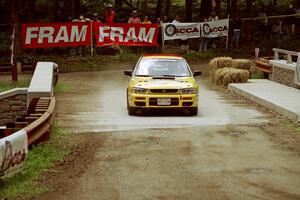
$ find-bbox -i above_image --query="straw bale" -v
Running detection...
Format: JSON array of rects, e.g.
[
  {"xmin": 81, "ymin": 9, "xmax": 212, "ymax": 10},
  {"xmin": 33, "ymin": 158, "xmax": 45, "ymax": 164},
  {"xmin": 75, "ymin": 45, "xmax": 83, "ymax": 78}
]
[
  {"xmin": 232, "ymin": 59, "xmax": 252, "ymax": 70},
  {"xmin": 209, "ymin": 57, "xmax": 233, "ymax": 71},
  {"xmin": 214, "ymin": 67, "xmax": 250, "ymax": 87}
]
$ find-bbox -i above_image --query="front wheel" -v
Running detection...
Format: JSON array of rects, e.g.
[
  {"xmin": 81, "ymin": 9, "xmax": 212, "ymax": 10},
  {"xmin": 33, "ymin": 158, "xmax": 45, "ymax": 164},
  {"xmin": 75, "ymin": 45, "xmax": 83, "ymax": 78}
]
[
  {"xmin": 128, "ymin": 106, "xmax": 136, "ymax": 115},
  {"xmin": 188, "ymin": 107, "xmax": 198, "ymax": 116}
]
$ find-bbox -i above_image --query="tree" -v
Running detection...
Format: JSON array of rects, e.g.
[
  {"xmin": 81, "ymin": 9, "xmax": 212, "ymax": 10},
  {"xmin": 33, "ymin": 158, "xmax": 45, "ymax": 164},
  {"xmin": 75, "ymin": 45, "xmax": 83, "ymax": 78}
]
[
  {"xmin": 115, "ymin": 0, "xmax": 122, "ymax": 9},
  {"xmin": 245, "ymin": 0, "xmax": 253, "ymax": 43},
  {"xmin": 64, "ymin": 0, "xmax": 80, "ymax": 19},
  {"xmin": 142, "ymin": 0, "xmax": 148, "ymax": 13},
  {"xmin": 27, "ymin": 0, "xmax": 35, "ymax": 22},
  {"xmin": 227, "ymin": 0, "xmax": 237, "ymax": 17},
  {"xmin": 156, "ymin": 0, "xmax": 163, "ymax": 18},
  {"xmin": 165, "ymin": 0, "xmax": 171, "ymax": 17},
  {"xmin": 185, "ymin": 0, "xmax": 192, "ymax": 21},
  {"xmin": 215, "ymin": 0, "xmax": 221, "ymax": 17},
  {"xmin": 200, "ymin": 0, "xmax": 212, "ymax": 20},
  {"xmin": 10, "ymin": 0, "xmax": 21, "ymax": 62}
]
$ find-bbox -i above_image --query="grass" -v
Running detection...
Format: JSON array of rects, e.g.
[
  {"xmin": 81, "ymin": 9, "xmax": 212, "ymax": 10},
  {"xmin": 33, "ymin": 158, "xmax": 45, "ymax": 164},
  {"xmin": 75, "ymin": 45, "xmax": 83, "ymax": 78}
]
[
  {"xmin": 21, "ymin": 49, "xmax": 139, "ymax": 73},
  {"xmin": 251, "ymin": 71, "xmax": 264, "ymax": 79},
  {"xmin": 0, "ymin": 125, "xmax": 71, "ymax": 199},
  {"xmin": 0, "ymin": 80, "xmax": 30, "ymax": 93},
  {"xmin": 55, "ymin": 82, "xmax": 75, "ymax": 93},
  {"xmin": 183, "ymin": 50, "xmax": 218, "ymax": 62}
]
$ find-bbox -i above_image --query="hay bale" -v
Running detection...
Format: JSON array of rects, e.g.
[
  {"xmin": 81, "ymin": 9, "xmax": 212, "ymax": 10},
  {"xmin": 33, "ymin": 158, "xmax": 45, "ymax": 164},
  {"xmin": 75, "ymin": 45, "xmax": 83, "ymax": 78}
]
[
  {"xmin": 209, "ymin": 57, "xmax": 233, "ymax": 71},
  {"xmin": 232, "ymin": 59, "xmax": 252, "ymax": 70},
  {"xmin": 213, "ymin": 67, "xmax": 250, "ymax": 87}
]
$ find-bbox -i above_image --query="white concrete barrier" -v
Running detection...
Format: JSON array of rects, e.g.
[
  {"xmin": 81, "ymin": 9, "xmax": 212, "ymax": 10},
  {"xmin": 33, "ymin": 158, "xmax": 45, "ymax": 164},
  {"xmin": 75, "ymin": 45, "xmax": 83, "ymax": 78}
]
[
  {"xmin": 269, "ymin": 60, "xmax": 297, "ymax": 71},
  {"xmin": 269, "ymin": 48, "xmax": 300, "ymax": 87},
  {"xmin": 27, "ymin": 62, "xmax": 58, "ymax": 107}
]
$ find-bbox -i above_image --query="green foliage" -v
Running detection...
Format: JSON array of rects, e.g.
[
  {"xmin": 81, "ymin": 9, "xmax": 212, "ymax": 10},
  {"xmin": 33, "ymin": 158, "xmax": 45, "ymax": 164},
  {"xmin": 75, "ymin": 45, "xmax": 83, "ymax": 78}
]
[
  {"xmin": 183, "ymin": 50, "xmax": 219, "ymax": 62},
  {"xmin": 251, "ymin": 71, "xmax": 264, "ymax": 79},
  {"xmin": 0, "ymin": 81, "xmax": 30, "ymax": 93},
  {"xmin": 0, "ymin": 32, "xmax": 10, "ymax": 51},
  {"xmin": 0, "ymin": 126, "xmax": 70, "ymax": 199}
]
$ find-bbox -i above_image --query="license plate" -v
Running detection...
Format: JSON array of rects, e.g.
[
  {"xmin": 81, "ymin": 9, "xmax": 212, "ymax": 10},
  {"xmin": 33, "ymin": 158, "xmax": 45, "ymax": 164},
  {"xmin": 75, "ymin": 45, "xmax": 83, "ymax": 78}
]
[{"xmin": 157, "ymin": 98, "xmax": 171, "ymax": 105}]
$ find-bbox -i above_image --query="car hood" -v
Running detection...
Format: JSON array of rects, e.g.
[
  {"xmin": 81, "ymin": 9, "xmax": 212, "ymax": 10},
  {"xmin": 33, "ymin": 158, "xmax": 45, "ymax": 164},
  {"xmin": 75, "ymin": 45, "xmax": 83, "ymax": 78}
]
[{"xmin": 130, "ymin": 77, "xmax": 197, "ymax": 89}]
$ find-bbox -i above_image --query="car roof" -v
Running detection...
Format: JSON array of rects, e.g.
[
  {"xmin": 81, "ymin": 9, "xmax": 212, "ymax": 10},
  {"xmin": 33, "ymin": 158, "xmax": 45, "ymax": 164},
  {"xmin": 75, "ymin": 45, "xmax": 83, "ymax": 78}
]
[{"xmin": 141, "ymin": 54, "xmax": 184, "ymax": 60}]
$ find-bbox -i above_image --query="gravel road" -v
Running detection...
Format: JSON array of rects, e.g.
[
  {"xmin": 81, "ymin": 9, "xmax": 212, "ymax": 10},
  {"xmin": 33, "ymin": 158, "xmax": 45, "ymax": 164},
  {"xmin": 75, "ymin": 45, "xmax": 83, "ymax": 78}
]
[{"xmin": 36, "ymin": 68, "xmax": 300, "ymax": 200}]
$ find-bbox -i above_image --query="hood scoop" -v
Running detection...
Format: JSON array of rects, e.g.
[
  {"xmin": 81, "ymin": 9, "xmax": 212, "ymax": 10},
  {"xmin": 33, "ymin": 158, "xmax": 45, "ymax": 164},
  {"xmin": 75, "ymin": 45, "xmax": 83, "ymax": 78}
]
[{"xmin": 152, "ymin": 76, "xmax": 175, "ymax": 80}]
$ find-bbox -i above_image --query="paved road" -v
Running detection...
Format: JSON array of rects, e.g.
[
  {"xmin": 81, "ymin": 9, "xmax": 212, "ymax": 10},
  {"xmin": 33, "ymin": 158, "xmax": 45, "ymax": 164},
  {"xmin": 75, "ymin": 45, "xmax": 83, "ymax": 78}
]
[{"xmin": 49, "ymin": 70, "xmax": 300, "ymax": 200}]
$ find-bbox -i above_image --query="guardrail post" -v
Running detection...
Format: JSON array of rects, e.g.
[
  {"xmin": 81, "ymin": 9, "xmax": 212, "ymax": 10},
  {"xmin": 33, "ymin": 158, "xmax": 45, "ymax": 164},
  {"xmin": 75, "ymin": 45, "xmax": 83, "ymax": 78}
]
[
  {"xmin": 287, "ymin": 54, "xmax": 292, "ymax": 64},
  {"xmin": 17, "ymin": 62, "xmax": 22, "ymax": 74},
  {"xmin": 274, "ymin": 50, "xmax": 279, "ymax": 60}
]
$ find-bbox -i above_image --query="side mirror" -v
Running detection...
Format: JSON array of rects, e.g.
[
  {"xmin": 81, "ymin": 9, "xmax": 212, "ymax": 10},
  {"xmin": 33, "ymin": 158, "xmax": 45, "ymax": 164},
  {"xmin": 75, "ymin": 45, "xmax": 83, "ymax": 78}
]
[
  {"xmin": 124, "ymin": 70, "xmax": 132, "ymax": 76},
  {"xmin": 193, "ymin": 70, "xmax": 202, "ymax": 76}
]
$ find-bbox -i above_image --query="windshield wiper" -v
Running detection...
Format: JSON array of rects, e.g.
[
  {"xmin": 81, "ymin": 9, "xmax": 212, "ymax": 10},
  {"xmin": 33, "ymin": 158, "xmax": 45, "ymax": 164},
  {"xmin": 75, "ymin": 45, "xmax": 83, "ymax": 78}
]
[{"xmin": 135, "ymin": 74, "xmax": 150, "ymax": 77}]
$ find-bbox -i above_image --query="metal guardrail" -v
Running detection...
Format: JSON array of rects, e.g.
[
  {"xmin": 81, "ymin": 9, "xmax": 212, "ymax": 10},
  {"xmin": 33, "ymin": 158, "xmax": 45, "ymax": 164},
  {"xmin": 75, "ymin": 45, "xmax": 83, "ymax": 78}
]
[{"xmin": 25, "ymin": 97, "xmax": 56, "ymax": 146}]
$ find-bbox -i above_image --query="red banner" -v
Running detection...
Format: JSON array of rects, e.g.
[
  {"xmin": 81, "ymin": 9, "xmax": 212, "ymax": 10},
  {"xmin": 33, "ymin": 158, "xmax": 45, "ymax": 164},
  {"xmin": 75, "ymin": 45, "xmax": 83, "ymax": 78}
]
[
  {"xmin": 21, "ymin": 22, "xmax": 92, "ymax": 48},
  {"xmin": 21, "ymin": 23, "xmax": 158, "ymax": 48},
  {"xmin": 94, "ymin": 23, "xmax": 158, "ymax": 46}
]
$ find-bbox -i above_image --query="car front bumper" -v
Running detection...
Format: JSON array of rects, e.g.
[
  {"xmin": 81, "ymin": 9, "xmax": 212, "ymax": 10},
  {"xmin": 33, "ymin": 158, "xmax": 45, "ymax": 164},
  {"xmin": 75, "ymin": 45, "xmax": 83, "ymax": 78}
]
[{"xmin": 128, "ymin": 93, "xmax": 198, "ymax": 108}]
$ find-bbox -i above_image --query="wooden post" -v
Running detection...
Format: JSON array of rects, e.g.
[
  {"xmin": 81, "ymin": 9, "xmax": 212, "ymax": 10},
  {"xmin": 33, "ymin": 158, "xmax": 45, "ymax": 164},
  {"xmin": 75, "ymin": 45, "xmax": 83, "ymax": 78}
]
[
  {"xmin": 12, "ymin": 63, "xmax": 18, "ymax": 82},
  {"xmin": 17, "ymin": 62, "xmax": 22, "ymax": 73},
  {"xmin": 226, "ymin": 15, "xmax": 229, "ymax": 49},
  {"xmin": 90, "ymin": 21, "xmax": 94, "ymax": 56},
  {"xmin": 161, "ymin": 23, "xmax": 165, "ymax": 48}
]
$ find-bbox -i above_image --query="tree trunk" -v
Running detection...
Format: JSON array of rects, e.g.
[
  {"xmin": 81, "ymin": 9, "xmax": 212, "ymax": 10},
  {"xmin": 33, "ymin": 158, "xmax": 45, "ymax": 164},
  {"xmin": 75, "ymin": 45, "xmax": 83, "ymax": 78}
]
[
  {"xmin": 27, "ymin": 0, "xmax": 35, "ymax": 22},
  {"xmin": 215, "ymin": 0, "xmax": 221, "ymax": 17},
  {"xmin": 227, "ymin": 0, "xmax": 230, "ymax": 16},
  {"xmin": 74, "ymin": 0, "xmax": 80, "ymax": 18},
  {"xmin": 64, "ymin": 0, "xmax": 75, "ymax": 19},
  {"xmin": 271, "ymin": 0, "xmax": 277, "ymax": 13},
  {"xmin": 185, "ymin": 0, "xmax": 192, "ymax": 21},
  {"xmin": 165, "ymin": 0, "xmax": 171, "ymax": 16},
  {"xmin": 115, "ymin": 0, "xmax": 122, "ymax": 9},
  {"xmin": 142, "ymin": 0, "xmax": 148, "ymax": 13},
  {"xmin": 245, "ymin": 0, "xmax": 253, "ymax": 43},
  {"xmin": 230, "ymin": 0, "xmax": 237, "ymax": 17},
  {"xmin": 227, "ymin": 0, "xmax": 237, "ymax": 17},
  {"xmin": 11, "ymin": 0, "xmax": 21, "ymax": 62},
  {"xmin": 11, "ymin": 0, "xmax": 19, "ymax": 23},
  {"xmin": 156, "ymin": 0, "xmax": 163, "ymax": 18},
  {"xmin": 200, "ymin": 0, "xmax": 212, "ymax": 20}
]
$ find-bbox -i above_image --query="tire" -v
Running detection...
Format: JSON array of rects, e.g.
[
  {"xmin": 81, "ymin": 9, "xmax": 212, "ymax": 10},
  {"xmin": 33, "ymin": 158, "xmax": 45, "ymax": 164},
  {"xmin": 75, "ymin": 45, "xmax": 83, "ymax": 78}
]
[
  {"xmin": 188, "ymin": 107, "xmax": 198, "ymax": 116},
  {"xmin": 128, "ymin": 106, "xmax": 136, "ymax": 115}
]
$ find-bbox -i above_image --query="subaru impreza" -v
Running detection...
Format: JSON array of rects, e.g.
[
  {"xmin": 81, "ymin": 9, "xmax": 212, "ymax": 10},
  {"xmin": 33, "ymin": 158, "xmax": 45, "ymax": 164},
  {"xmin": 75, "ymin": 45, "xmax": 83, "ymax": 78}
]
[{"xmin": 124, "ymin": 55, "xmax": 201, "ymax": 115}]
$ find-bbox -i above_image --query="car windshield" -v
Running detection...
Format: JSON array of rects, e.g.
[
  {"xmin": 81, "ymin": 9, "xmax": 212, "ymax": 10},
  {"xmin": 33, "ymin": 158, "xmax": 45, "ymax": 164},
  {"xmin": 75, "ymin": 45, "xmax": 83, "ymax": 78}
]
[{"xmin": 134, "ymin": 59, "xmax": 191, "ymax": 77}]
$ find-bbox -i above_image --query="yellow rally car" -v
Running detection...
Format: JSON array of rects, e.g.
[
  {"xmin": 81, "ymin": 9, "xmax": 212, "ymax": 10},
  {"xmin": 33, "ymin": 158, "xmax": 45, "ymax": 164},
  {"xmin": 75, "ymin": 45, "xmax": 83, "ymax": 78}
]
[{"xmin": 124, "ymin": 54, "xmax": 201, "ymax": 115}]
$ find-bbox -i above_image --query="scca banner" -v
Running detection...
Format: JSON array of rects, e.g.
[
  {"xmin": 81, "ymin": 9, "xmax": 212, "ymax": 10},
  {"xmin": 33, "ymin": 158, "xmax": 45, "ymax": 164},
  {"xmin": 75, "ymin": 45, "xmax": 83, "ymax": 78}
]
[
  {"xmin": 201, "ymin": 19, "xmax": 229, "ymax": 38},
  {"xmin": 0, "ymin": 129, "xmax": 28, "ymax": 178},
  {"xmin": 163, "ymin": 23, "xmax": 201, "ymax": 40},
  {"xmin": 94, "ymin": 23, "xmax": 158, "ymax": 46},
  {"xmin": 22, "ymin": 22, "xmax": 91, "ymax": 48}
]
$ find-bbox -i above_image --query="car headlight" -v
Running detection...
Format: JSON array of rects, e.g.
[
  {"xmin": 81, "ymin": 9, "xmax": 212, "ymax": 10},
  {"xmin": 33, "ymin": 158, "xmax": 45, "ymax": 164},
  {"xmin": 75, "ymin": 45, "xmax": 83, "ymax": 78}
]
[
  {"xmin": 180, "ymin": 88, "xmax": 197, "ymax": 94},
  {"xmin": 131, "ymin": 87, "xmax": 148, "ymax": 94}
]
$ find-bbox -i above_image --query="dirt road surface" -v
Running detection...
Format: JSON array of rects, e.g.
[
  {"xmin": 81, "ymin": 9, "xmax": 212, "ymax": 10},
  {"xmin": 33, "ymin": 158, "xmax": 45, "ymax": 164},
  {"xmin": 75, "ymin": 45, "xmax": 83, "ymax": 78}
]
[{"xmin": 36, "ymin": 67, "xmax": 300, "ymax": 200}]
